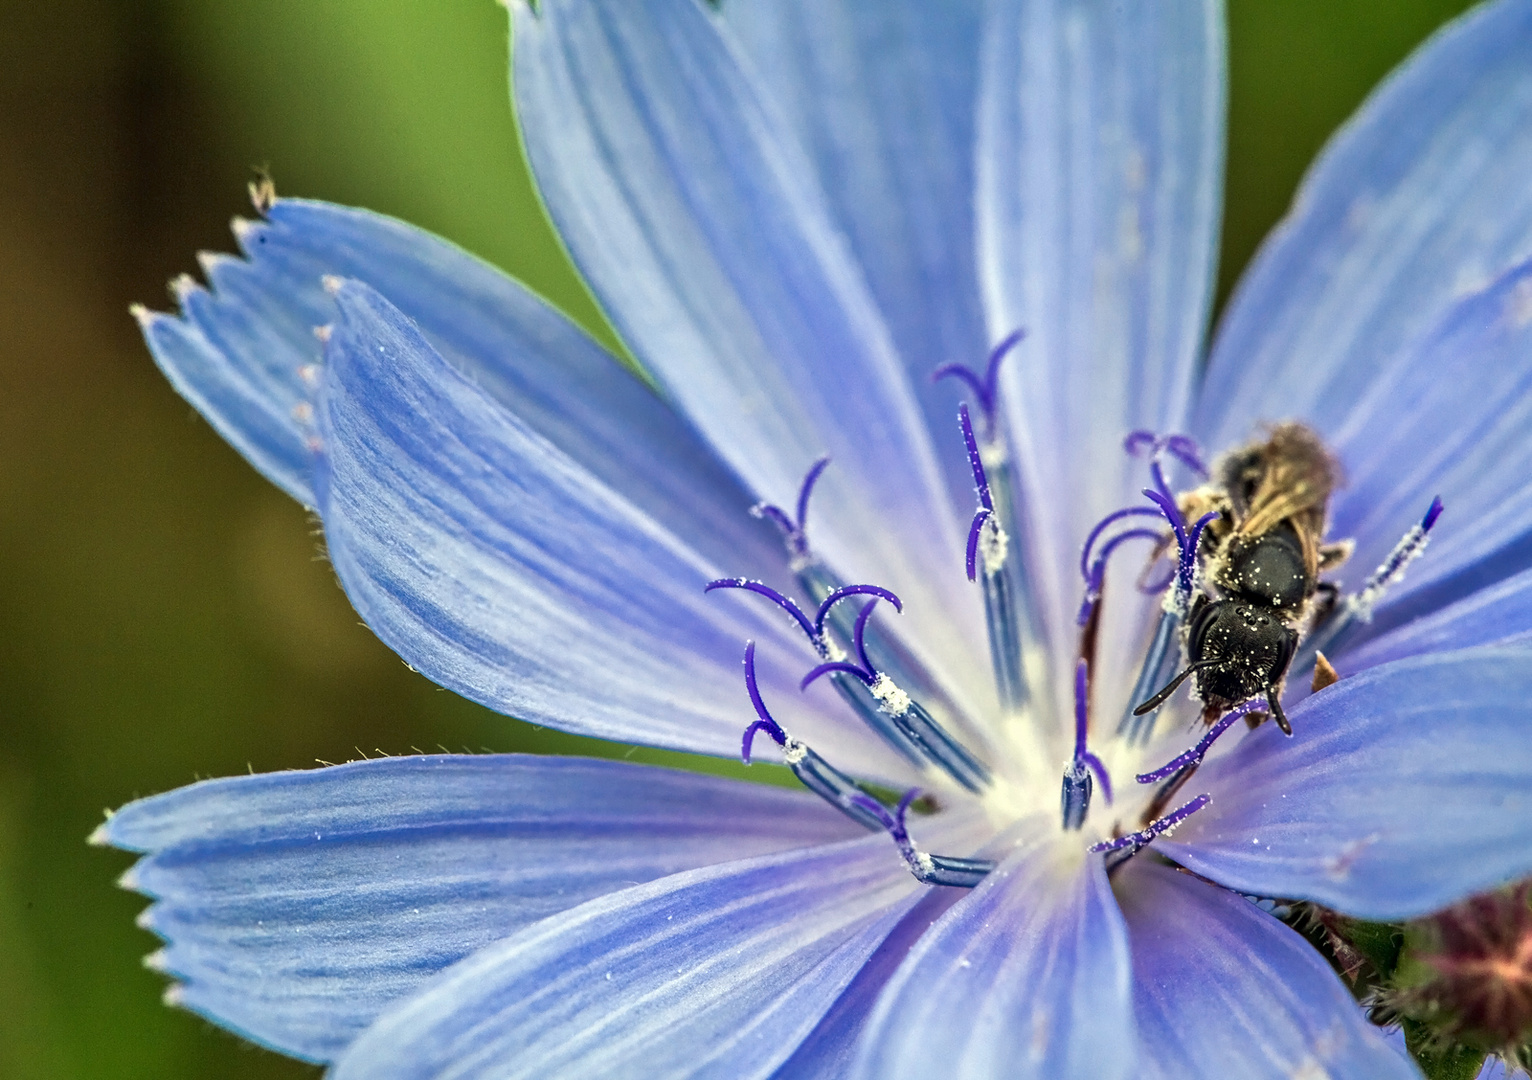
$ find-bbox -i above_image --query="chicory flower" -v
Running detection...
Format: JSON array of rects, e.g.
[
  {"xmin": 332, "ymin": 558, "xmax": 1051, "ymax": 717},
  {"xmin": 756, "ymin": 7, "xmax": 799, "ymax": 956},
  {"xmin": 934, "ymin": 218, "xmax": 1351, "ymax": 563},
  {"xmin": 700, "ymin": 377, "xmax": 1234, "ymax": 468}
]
[{"xmin": 100, "ymin": 0, "xmax": 1532, "ymax": 1076}]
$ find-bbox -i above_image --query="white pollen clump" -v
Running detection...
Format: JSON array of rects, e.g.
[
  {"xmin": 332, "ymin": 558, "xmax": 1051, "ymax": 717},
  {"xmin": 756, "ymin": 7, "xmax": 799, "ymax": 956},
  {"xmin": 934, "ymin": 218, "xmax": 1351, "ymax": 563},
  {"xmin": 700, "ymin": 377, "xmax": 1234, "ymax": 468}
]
[
  {"xmin": 823, "ymin": 637, "xmax": 847, "ymax": 663},
  {"xmin": 980, "ymin": 519, "xmax": 1009, "ymax": 573},
  {"xmin": 782, "ymin": 739, "xmax": 808, "ymax": 765},
  {"xmin": 913, "ymin": 850, "xmax": 935, "ymax": 876},
  {"xmin": 869, "ymin": 673, "xmax": 911, "ymax": 718}
]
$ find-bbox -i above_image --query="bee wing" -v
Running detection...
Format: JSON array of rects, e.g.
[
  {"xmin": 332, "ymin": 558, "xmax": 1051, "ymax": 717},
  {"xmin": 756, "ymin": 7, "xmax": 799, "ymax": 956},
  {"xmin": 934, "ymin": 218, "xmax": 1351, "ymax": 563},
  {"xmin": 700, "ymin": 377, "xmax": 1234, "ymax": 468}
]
[
  {"xmin": 1235, "ymin": 484, "xmax": 1326, "ymax": 540},
  {"xmin": 1235, "ymin": 459, "xmax": 1333, "ymax": 580},
  {"xmin": 1233, "ymin": 423, "xmax": 1338, "ymax": 539}
]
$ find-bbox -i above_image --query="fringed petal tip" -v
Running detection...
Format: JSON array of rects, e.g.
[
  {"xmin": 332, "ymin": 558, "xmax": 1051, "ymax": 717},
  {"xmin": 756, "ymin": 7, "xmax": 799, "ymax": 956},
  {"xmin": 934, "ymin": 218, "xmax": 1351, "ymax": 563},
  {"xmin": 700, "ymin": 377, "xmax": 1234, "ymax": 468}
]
[{"xmin": 96, "ymin": 754, "xmax": 865, "ymax": 1064}]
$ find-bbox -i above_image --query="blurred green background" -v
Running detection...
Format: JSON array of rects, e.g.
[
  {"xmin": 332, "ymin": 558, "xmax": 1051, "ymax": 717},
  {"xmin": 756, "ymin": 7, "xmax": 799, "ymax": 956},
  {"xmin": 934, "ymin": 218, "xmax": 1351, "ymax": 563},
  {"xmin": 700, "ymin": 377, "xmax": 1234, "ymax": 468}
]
[{"xmin": 0, "ymin": 1, "xmax": 1478, "ymax": 1076}]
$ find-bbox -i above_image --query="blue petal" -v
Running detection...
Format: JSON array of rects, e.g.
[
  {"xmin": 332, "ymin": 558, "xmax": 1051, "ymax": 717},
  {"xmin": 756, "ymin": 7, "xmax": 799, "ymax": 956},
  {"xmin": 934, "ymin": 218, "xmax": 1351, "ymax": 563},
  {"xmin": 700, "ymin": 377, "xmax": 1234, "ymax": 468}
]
[
  {"xmin": 1322, "ymin": 260, "xmax": 1532, "ymax": 633},
  {"xmin": 98, "ymin": 755, "xmax": 858, "ymax": 1063},
  {"xmin": 269, "ymin": 201, "xmax": 786, "ymax": 579},
  {"xmin": 977, "ymin": 0, "xmax": 1226, "ymax": 698},
  {"xmin": 720, "ymin": 0, "xmax": 989, "ymax": 507},
  {"xmin": 141, "ymin": 199, "xmax": 787, "ymax": 582},
  {"xmin": 1196, "ymin": 0, "xmax": 1532, "ymax": 453},
  {"xmin": 849, "ymin": 821, "xmax": 1135, "ymax": 1080},
  {"xmin": 1160, "ymin": 643, "xmax": 1532, "ymax": 920},
  {"xmin": 1118, "ymin": 860, "xmax": 1416, "ymax": 1080},
  {"xmin": 313, "ymin": 280, "xmax": 909, "ymax": 768},
  {"xmin": 136, "ymin": 288, "xmax": 314, "ymax": 505},
  {"xmin": 1339, "ymin": 566, "xmax": 1532, "ymax": 673},
  {"xmin": 329, "ymin": 834, "xmax": 923, "ymax": 1080},
  {"xmin": 768, "ymin": 888, "xmax": 970, "ymax": 1079},
  {"xmin": 512, "ymin": 0, "xmax": 990, "ymax": 704}
]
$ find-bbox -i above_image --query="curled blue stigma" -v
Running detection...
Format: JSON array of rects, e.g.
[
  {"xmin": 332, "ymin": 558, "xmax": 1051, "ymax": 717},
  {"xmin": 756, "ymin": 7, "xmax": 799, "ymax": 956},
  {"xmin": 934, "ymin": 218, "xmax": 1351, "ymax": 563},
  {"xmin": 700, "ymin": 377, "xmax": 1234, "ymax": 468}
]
[
  {"xmin": 737, "ymin": 640, "xmax": 887, "ymax": 832},
  {"xmin": 933, "ymin": 328, "xmax": 1024, "ymax": 438},
  {"xmin": 850, "ymin": 788, "xmax": 995, "ymax": 888},
  {"xmin": 751, "ymin": 456, "xmax": 830, "ymax": 567},
  {"xmin": 955, "ymin": 402, "xmax": 1028, "ymax": 712},
  {"xmin": 1126, "ymin": 429, "xmax": 1208, "ymax": 506},
  {"xmin": 1135, "ymin": 699, "xmax": 1265, "ymax": 785},
  {"xmin": 1061, "ymin": 659, "xmax": 1112, "ymax": 830},
  {"xmin": 1090, "ymin": 793, "xmax": 1212, "ymax": 872},
  {"xmin": 740, "ymin": 643, "xmax": 992, "ymax": 888},
  {"xmin": 705, "ymin": 578, "xmax": 901, "ymax": 659},
  {"xmin": 801, "ymin": 598, "xmax": 992, "ymax": 794}
]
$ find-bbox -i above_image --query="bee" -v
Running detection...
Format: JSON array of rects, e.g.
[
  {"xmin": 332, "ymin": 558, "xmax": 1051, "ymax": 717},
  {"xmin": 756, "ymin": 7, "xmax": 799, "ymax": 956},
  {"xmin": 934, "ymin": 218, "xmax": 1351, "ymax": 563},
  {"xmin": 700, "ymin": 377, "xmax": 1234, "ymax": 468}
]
[{"xmin": 1134, "ymin": 422, "xmax": 1352, "ymax": 734}]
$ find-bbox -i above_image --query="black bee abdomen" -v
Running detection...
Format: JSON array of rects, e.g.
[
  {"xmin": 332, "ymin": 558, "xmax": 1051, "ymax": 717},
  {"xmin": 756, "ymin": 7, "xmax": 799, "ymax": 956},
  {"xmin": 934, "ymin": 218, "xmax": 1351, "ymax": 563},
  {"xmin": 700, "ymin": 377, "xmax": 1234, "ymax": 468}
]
[{"xmin": 1221, "ymin": 522, "xmax": 1310, "ymax": 612}]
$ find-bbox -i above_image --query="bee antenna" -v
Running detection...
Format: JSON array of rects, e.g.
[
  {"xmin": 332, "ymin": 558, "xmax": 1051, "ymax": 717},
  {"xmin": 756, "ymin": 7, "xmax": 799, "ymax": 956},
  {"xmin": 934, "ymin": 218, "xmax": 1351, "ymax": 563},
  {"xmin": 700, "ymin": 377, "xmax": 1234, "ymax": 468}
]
[{"xmin": 1132, "ymin": 661, "xmax": 1215, "ymax": 716}]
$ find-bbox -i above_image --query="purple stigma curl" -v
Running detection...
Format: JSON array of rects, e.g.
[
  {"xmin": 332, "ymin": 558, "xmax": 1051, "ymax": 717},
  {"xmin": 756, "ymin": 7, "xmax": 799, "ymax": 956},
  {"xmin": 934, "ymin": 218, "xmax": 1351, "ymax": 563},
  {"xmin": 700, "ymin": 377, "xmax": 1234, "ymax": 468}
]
[
  {"xmin": 1089, "ymin": 793, "xmax": 1212, "ymax": 856},
  {"xmin": 1072, "ymin": 659, "xmax": 1112, "ymax": 804},
  {"xmin": 849, "ymin": 787, "xmax": 922, "ymax": 852},
  {"xmin": 1161, "ymin": 434, "xmax": 1208, "ymax": 476},
  {"xmin": 735, "ymin": 642, "xmax": 904, "ymax": 832},
  {"xmin": 1135, "ymin": 699, "xmax": 1264, "ymax": 784},
  {"xmin": 934, "ymin": 329, "xmax": 1024, "ymax": 436},
  {"xmin": 1079, "ymin": 506, "xmax": 1164, "ymax": 581},
  {"xmin": 958, "ymin": 403, "xmax": 1003, "ymax": 582},
  {"xmin": 814, "ymin": 584, "xmax": 902, "ymax": 639},
  {"xmin": 1126, "ymin": 430, "xmax": 1208, "ymax": 504},
  {"xmin": 1142, "ymin": 488, "xmax": 1217, "ymax": 601},
  {"xmin": 966, "ymin": 508, "xmax": 993, "ymax": 583},
  {"xmin": 1422, "ymin": 494, "xmax": 1445, "ymax": 532},
  {"xmin": 705, "ymin": 579, "xmax": 817, "ymax": 643},
  {"xmin": 851, "ymin": 788, "xmax": 996, "ymax": 888},
  {"xmin": 751, "ymin": 456, "xmax": 831, "ymax": 563},
  {"xmin": 959, "ymin": 404, "xmax": 994, "ymax": 511},
  {"xmin": 1076, "ymin": 527, "xmax": 1164, "ymax": 626},
  {"xmin": 705, "ymin": 579, "xmax": 901, "ymax": 660},
  {"xmin": 740, "ymin": 641, "xmax": 788, "ymax": 763},
  {"xmin": 1141, "ymin": 487, "xmax": 1188, "ymax": 552},
  {"xmin": 801, "ymin": 597, "xmax": 886, "ymax": 689}
]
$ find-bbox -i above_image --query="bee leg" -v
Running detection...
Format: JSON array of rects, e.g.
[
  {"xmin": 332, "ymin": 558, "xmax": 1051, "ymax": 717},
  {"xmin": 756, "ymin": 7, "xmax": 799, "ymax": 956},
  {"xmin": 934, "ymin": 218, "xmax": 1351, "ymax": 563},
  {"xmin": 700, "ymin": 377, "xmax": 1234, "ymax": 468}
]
[
  {"xmin": 1266, "ymin": 685, "xmax": 1293, "ymax": 736},
  {"xmin": 1317, "ymin": 538, "xmax": 1354, "ymax": 572},
  {"xmin": 1266, "ymin": 626, "xmax": 1299, "ymax": 737},
  {"xmin": 1308, "ymin": 580, "xmax": 1341, "ymax": 629}
]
